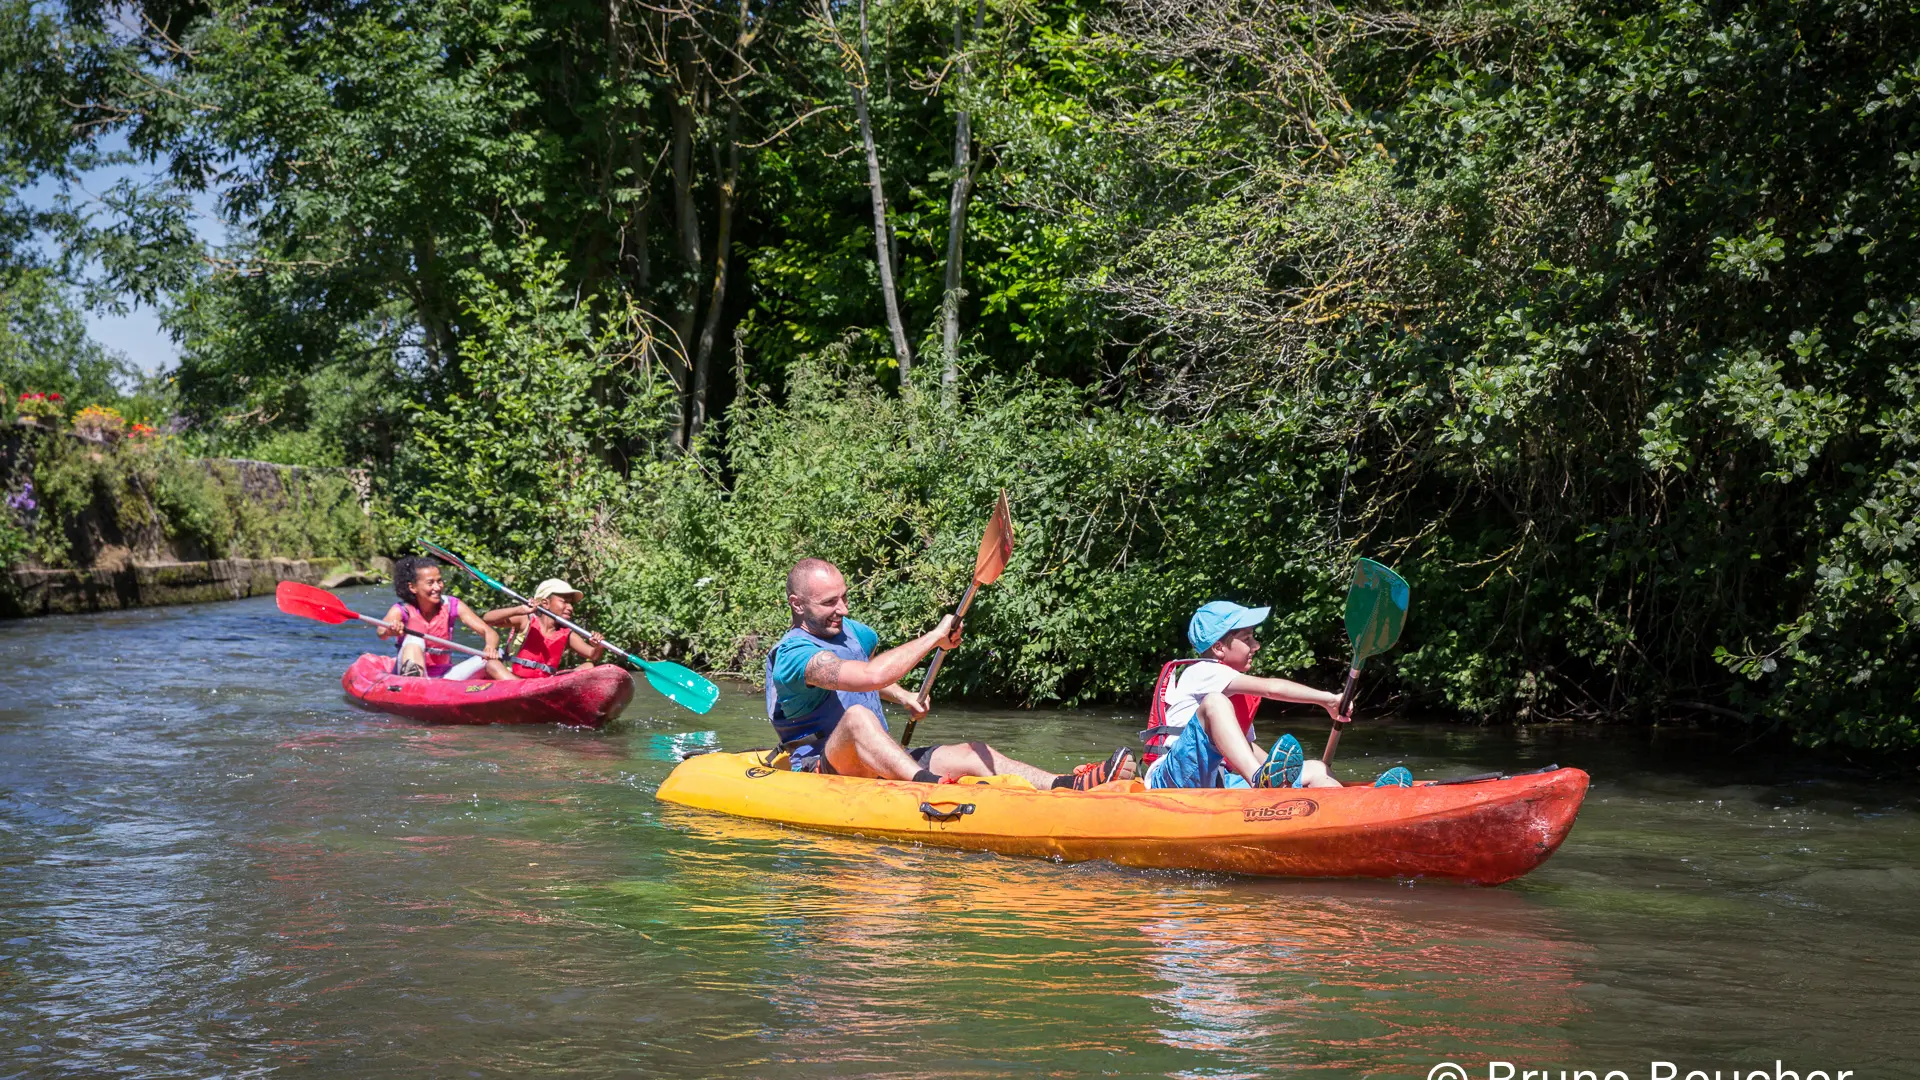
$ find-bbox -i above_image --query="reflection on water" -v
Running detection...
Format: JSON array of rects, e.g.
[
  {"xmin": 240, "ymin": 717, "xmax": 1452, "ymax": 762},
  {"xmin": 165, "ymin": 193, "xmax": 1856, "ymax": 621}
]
[
  {"xmin": 607, "ymin": 811, "xmax": 1585, "ymax": 1077},
  {"xmin": 1, "ymin": 588, "xmax": 1917, "ymax": 1077}
]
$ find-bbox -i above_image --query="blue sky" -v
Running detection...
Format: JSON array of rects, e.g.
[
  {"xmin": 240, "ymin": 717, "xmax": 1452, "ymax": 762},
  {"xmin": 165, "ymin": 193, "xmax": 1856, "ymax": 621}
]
[{"xmin": 21, "ymin": 132, "xmax": 228, "ymax": 374}]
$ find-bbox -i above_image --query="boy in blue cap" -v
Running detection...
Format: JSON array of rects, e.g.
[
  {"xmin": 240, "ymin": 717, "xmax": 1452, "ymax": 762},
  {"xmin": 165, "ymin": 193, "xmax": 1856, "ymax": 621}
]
[{"xmin": 1143, "ymin": 600, "xmax": 1412, "ymax": 790}]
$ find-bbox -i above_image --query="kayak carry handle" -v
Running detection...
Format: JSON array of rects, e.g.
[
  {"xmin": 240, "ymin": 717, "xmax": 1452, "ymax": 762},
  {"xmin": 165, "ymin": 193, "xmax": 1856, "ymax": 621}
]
[{"xmin": 919, "ymin": 801, "xmax": 976, "ymax": 822}]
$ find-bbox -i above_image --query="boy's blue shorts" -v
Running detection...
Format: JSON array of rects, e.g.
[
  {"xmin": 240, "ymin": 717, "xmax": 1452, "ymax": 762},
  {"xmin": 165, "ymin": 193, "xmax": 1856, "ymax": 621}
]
[{"xmin": 1145, "ymin": 715, "xmax": 1252, "ymax": 789}]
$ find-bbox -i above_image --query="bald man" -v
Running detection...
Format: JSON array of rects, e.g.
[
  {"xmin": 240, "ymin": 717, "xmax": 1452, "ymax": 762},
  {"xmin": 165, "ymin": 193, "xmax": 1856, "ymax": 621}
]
[{"xmin": 765, "ymin": 558, "xmax": 1134, "ymax": 789}]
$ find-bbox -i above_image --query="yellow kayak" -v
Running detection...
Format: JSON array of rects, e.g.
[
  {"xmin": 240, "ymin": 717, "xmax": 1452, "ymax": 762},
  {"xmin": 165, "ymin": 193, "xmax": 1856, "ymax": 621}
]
[{"xmin": 655, "ymin": 751, "xmax": 1589, "ymax": 885}]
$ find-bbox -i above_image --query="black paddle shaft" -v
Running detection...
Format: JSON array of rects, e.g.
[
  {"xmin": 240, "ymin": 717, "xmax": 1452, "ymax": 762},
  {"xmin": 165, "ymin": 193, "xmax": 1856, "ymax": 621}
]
[{"xmin": 1323, "ymin": 666, "xmax": 1361, "ymax": 763}]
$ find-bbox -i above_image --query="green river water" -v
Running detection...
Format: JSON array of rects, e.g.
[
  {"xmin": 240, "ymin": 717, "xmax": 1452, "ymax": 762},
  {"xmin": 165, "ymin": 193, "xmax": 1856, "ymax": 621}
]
[{"xmin": 2, "ymin": 588, "xmax": 1917, "ymax": 1078}]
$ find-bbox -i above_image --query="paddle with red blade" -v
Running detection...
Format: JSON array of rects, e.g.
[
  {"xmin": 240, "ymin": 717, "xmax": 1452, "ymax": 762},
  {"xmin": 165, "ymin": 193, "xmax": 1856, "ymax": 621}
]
[
  {"xmin": 274, "ymin": 580, "xmax": 544, "ymax": 672},
  {"xmin": 901, "ymin": 490, "xmax": 1015, "ymax": 746}
]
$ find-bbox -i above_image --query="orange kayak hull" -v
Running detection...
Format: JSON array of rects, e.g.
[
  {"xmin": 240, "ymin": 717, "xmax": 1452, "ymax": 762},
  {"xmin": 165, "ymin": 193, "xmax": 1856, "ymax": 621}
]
[
  {"xmin": 655, "ymin": 752, "xmax": 1588, "ymax": 885},
  {"xmin": 340, "ymin": 653, "xmax": 633, "ymax": 728}
]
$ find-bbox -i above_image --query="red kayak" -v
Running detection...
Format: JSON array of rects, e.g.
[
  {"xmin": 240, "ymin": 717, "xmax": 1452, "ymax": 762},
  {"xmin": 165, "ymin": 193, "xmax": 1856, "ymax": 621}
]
[{"xmin": 340, "ymin": 654, "xmax": 634, "ymax": 728}]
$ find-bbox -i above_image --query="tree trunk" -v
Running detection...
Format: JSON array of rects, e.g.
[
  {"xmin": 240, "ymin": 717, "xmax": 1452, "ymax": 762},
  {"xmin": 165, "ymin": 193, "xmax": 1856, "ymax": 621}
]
[
  {"xmin": 688, "ymin": 1, "xmax": 757, "ymax": 444},
  {"xmin": 666, "ymin": 22, "xmax": 703, "ymax": 448},
  {"xmin": 939, "ymin": 0, "xmax": 984, "ymax": 398},
  {"xmin": 830, "ymin": 0, "xmax": 914, "ymax": 378}
]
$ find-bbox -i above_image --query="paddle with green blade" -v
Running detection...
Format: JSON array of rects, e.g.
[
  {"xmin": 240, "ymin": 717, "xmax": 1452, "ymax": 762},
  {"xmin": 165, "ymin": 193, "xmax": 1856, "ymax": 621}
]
[
  {"xmin": 1322, "ymin": 557, "xmax": 1410, "ymax": 764},
  {"xmin": 415, "ymin": 539, "xmax": 720, "ymax": 715}
]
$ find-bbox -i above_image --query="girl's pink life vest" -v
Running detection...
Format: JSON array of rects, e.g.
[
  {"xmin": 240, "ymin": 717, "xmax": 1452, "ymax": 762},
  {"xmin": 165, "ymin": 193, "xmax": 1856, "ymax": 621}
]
[
  {"xmin": 512, "ymin": 616, "xmax": 571, "ymax": 679},
  {"xmin": 1140, "ymin": 659, "xmax": 1262, "ymax": 768},
  {"xmin": 389, "ymin": 596, "xmax": 461, "ymax": 676}
]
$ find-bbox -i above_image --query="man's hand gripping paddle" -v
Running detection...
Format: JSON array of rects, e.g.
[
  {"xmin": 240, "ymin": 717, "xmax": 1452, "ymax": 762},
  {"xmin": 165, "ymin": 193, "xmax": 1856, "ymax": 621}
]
[
  {"xmin": 1322, "ymin": 558, "xmax": 1410, "ymax": 764},
  {"xmin": 416, "ymin": 539, "xmax": 720, "ymax": 715},
  {"xmin": 901, "ymin": 491, "xmax": 1014, "ymax": 747},
  {"xmin": 275, "ymin": 580, "xmax": 543, "ymax": 671}
]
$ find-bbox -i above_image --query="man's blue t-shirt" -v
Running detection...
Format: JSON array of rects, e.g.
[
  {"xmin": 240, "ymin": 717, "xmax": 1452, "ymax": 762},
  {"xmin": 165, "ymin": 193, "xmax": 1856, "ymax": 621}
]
[{"xmin": 766, "ymin": 618, "xmax": 881, "ymax": 725}]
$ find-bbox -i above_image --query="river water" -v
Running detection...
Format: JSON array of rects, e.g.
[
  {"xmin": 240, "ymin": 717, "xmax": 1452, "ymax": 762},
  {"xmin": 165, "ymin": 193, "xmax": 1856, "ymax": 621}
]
[{"xmin": 2, "ymin": 589, "xmax": 1916, "ymax": 1079}]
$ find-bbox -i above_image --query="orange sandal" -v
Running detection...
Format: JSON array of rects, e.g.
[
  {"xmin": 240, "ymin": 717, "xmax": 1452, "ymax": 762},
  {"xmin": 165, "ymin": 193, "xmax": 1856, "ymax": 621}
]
[{"xmin": 1064, "ymin": 747, "xmax": 1136, "ymax": 790}]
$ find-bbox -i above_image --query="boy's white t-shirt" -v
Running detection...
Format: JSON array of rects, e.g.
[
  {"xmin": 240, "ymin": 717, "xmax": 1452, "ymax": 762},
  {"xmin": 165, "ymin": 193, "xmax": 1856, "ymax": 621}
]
[{"xmin": 1159, "ymin": 660, "xmax": 1242, "ymax": 737}]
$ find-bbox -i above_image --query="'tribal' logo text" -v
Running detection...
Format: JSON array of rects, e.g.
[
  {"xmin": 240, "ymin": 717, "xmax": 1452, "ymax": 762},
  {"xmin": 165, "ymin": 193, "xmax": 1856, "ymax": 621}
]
[
  {"xmin": 1427, "ymin": 1063, "xmax": 1858, "ymax": 1080},
  {"xmin": 1242, "ymin": 799, "xmax": 1317, "ymax": 822}
]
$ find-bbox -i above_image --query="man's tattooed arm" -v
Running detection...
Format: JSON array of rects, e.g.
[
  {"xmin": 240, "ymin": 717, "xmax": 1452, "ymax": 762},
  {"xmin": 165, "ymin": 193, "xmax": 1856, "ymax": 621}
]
[{"xmin": 805, "ymin": 650, "xmax": 846, "ymax": 689}]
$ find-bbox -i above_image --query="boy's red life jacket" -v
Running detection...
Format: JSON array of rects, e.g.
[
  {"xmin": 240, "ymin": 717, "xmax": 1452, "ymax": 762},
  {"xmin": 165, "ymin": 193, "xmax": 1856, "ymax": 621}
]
[
  {"xmin": 390, "ymin": 596, "xmax": 461, "ymax": 674},
  {"xmin": 512, "ymin": 616, "xmax": 570, "ymax": 679},
  {"xmin": 1140, "ymin": 659, "xmax": 1262, "ymax": 768}
]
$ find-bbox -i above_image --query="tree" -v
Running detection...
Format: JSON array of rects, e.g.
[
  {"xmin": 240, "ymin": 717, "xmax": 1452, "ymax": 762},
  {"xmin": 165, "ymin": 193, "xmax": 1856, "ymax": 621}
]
[
  {"xmin": 818, "ymin": 0, "xmax": 914, "ymax": 377},
  {"xmin": 938, "ymin": 0, "xmax": 984, "ymax": 395}
]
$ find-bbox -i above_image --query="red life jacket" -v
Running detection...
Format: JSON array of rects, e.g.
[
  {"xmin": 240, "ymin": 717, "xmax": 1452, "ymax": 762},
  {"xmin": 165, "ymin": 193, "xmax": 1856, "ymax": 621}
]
[
  {"xmin": 391, "ymin": 596, "xmax": 461, "ymax": 675},
  {"xmin": 513, "ymin": 616, "xmax": 570, "ymax": 680},
  {"xmin": 1140, "ymin": 659, "xmax": 1261, "ymax": 768}
]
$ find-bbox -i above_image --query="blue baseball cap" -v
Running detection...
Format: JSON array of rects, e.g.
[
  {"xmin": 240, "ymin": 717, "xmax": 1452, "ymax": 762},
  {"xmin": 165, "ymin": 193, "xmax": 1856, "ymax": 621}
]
[{"xmin": 1188, "ymin": 600, "xmax": 1270, "ymax": 653}]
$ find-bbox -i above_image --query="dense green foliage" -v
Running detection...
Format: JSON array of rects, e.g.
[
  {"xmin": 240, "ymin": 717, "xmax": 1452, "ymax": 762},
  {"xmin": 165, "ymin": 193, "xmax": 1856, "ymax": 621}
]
[
  {"xmin": 6, "ymin": 0, "xmax": 1920, "ymax": 746},
  {"xmin": 597, "ymin": 360, "xmax": 1345, "ymax": 700}
]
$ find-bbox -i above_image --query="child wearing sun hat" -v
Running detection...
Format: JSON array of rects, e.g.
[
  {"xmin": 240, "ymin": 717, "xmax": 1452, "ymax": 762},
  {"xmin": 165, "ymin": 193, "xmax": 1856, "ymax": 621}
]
[
  {"xmin": 479, "ymin": 579, "xmax": 607, "ymax": 680},
  {"xmin": 1143, "ymin": 600, "xmax": 1412, "ymax": 789}
]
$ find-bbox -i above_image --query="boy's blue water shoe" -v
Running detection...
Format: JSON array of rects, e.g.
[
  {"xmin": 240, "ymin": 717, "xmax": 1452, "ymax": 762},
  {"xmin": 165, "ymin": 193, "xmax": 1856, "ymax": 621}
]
[
  {"xmin": 1255, "ymin": 733, "xmax": 1304, "ymax": 789},
  {"xmin": 1373, "ymin": 766, "xmax": 1413, "ymax": 788}
]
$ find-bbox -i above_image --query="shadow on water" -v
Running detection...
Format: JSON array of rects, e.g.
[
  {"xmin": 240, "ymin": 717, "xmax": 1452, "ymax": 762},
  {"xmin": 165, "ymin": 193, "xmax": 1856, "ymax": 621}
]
[{"xmin": 1, "ymin": 588, "xmax": 1917, "ymax": 1077}]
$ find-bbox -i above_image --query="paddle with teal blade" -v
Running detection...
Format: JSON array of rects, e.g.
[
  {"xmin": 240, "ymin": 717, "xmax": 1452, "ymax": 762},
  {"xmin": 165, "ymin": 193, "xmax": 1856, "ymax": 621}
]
[
  {"xmin": 416, "ymin": 539, "xmax": 720, "ymax": 715},
  {"xmin": 1322, "ymin": 557, "xmax": 1410, "ymax": 764}
]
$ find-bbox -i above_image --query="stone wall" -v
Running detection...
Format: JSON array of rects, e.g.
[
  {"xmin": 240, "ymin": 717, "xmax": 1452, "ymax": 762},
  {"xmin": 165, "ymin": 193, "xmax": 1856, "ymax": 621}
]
[
  {"xmin": 2, "ymin": 428, "xmax": 384, "ymax": 618},
  {"xmin": 8, "ymin": 557, "xmax": 387, "ymax": 617}
]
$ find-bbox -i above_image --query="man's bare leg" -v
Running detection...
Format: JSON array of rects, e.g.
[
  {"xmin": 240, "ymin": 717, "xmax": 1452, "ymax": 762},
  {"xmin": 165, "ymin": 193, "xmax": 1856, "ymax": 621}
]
[
  {"xmin": 823, "ymin": 705, "xmax": 927, "ymax": 780},
  {"xmin": 822, "ymin": 706, "xmax": 1136, "ymax": 787},
  {"xmin": 923, "ymin": 741, "xmax": 1059, "ymax": 787},
  {"xmin": 923, "ymin": 741, "xmax": 1137, "ymax": 787}
]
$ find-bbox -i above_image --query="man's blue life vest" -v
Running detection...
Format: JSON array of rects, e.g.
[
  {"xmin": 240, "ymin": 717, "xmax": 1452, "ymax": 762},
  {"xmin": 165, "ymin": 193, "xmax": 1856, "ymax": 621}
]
[{"xmin": 763, "ymin": 621, "xmax": 887, "ymax": 760}]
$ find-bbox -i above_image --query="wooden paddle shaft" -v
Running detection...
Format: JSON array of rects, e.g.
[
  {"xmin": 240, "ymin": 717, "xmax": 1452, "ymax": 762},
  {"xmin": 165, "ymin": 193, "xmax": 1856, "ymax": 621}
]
[
  {"xmin": 916, "ymin": 582, "xmax": 979, "ymax": 701},
  {"xmin": 900, "ymin": 581, "xmax": 980, "ymax": 745}
]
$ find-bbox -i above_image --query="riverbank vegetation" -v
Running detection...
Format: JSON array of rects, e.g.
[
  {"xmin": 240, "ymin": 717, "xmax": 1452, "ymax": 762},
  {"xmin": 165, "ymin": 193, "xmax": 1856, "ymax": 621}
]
[
  {"xmin": 2, "ymin": 429, "xmax": 379, "ymax": 572},
  {"xmin": 4, "ymin": 0, "xmax": 1917, "ymax": 747}
]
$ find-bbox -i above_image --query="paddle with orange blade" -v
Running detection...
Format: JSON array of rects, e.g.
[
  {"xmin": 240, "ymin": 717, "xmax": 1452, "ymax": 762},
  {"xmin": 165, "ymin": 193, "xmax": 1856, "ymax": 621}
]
[
  {"xmin": 901, "ymin": 490, "xmax": 1015, "ymax": 746},
  {"xmin": 274, "ymin": 580, "xmax": 541, "ymax": 672}
]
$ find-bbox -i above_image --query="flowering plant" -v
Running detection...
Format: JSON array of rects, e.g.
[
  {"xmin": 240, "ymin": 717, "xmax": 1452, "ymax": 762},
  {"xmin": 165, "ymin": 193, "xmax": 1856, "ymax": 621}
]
[
  {"xmin": 15, "ymin": 391, "xmax": 65, "ymax": 421},
  {"xmin": 71, "ymin": 403, "xmax": 126, "ymax": 439},
  {"xmin": 128, "ymin": 422, "xmax": 158, "ymax": 438}
]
